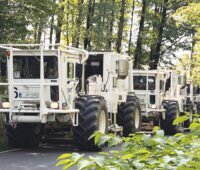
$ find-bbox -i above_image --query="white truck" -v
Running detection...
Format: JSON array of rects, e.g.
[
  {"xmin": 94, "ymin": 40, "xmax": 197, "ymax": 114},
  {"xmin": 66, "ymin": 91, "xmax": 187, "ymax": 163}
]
[
  {"xmin": 0, "ymin": 44, "xmax": 141, "ymax": 150},
  {"xmin": 131, "ymin": 69, "xmax": 194, "ymax": 134}
]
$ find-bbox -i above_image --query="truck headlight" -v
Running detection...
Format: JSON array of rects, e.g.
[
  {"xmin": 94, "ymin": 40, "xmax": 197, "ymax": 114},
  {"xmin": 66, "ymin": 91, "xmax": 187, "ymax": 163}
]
[
  {"xmin": 50, "ymin": 102, "xmax": 59, "ymax": 109},
  {"xmin": 149, "ymin": 104, "xmax": 157, "ymax": 109},
  {"xmin": 2, "ymin": 102, "xmax": 10, "ymax": 109},
  {"xmin": 151, "ymin": 104, "xmax": 157, "ymax": 109}
]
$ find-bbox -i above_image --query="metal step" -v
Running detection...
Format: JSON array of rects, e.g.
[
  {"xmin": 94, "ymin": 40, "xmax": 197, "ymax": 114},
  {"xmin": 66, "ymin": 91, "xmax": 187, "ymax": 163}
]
[{"xmin": 109, "ymin": 124, "xmax": 123, "ymax": 136}]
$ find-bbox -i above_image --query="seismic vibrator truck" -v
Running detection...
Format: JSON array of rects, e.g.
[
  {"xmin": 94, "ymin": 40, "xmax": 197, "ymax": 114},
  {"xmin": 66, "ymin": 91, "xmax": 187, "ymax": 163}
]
[
  {"xmin": 0, "ymin": 44, "xmax": 141, "ymax": 150},
  {"xmin": 131, "ymin": 69, "xmax": 195, "ymax": 134}
]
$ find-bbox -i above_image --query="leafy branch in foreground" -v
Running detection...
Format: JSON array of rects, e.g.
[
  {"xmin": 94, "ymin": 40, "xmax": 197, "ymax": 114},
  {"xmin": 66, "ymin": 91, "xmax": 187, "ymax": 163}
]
[{"xmin": 56, "ymin": 117, "xmax": 200, "ymax": 170}]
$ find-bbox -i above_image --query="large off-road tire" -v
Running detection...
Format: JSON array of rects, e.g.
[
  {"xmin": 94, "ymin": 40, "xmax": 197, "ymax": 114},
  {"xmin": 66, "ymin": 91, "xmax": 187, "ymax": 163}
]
[
  {"xmin": 6, "ymin": 123, "xmax": 41, "ymax": 148},
  {"xmin": 161, "ymin": 101, "xmax": 179, "ymax": 135},
  {"xmin": 117, "ymin": 95, "xmax": 141, "ymax": 137},
  {"xmin": 184, "ymin": 98, "xmax": 193, "ymax": 128},
  {"xmin": 196, "ymin": 102, "xmax": 200, "ymax": 114},
  {"xmin": 73, "ymin": 96, "xmax": 108, "ymax": 151}
]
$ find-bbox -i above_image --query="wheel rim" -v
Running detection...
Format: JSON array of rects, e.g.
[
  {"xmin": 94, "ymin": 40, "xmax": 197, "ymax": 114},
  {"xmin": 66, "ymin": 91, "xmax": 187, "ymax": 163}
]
[
  {"xmin": 176, "ymin": 109, "xmax": 181, "ymax": 130},
  {"xmin": 134, "ymin": 108, "xmax": 140, "ymax": 129},
  {"xmin": 98, "ymin": 110, "xmax": 106, "ymax": 133}
]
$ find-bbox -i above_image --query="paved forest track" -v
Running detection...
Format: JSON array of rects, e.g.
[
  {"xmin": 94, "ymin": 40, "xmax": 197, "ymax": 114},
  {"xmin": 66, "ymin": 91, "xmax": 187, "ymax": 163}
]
[{"xmin": 0, "ymin": 141, "xmax": 121, "ymax": 170}]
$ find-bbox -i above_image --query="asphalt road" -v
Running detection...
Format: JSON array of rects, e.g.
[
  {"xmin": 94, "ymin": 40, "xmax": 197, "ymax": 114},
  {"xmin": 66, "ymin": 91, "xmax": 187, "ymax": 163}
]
[{"xmin": 0, "ymin": 142, "xmax": 120, "ymax": 170}]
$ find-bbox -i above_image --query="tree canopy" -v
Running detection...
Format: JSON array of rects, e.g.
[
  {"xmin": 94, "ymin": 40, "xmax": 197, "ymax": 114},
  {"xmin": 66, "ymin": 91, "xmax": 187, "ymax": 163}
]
[
  {"xmin": 0, "ymin": 0, "xmax": 200, "ymax": 69},
  {"xmin": 174, "ymin": 1, "xmax": 200, "ymax": 84}
]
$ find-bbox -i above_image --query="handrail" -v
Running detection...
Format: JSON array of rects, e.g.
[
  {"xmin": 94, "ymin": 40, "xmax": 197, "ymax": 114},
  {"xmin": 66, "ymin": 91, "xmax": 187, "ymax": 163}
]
[{"xmin": 0, "ymin": 43, "xmax": 89, "ymax": 64}]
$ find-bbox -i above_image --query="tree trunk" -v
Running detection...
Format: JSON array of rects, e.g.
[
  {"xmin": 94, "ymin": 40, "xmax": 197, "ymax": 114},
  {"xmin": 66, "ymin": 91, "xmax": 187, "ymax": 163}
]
[
  {"xmin": 190, "ymin": 30, "xmax": 195, "ymax": 78},
  {"xmin": 84, "ymin": 0, "xmax": 95, "ymax": 50},
  {"xmin": 108, "ymin": 0, "xmax": 115, "ymax": 50},
  {"xmin": 149, "ymin": 0, "xmax": 168, "ymax": 69},
  {"xmin": 149, "ymin": 1, "xmax": 159, "ymax": 67},
  {"xmin": 90, "ymin": 0, "xmax": 96, "ymax": 49},
  {"xmin": 75, "ymin": 0, "xmax": 84, "ymax": 48},
  {"xmin": 33, "ymin": 23, "xmax": 38, "ymax": 43},
  {"xmin": 72, "ymin": 0, "xmax": 84, "ymax": 48},
  {"xmin": 49, "ymin": 0, "xmax": 56, "ymax": 44},
  {"xmin": 55, "ymin": 0, "xmax": 64, "ymax": 44},
  {"xmin": 128, "ymin": 0, "xmax": 135, "ymax": 56},
  {"xmin": 55, "ymin": 22, "xmax": 61, "ymax": 43},
  {"xmin": 116, "ymin": 0, "xmax": 126, "ymax": 53},
  {"xmin": 134, "ymin": 0, "xmax": 146, "ymax": 68},
  {"xmin": 49, "ymin": 14, "xmax": 54, "ymax": 44},
  {"xmin": 37, "ymin": 22, "xmax": 43, "ymax": 44},
  {"xmin": 65, "ymin": 0, "xmax": 70, "ymax": 45}
]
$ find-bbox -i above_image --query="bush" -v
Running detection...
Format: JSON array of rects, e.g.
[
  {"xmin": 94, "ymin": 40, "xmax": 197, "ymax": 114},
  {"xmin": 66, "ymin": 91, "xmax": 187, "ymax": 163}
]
[{"xmin": 56, "ymin": 116, "xmax": 200, "ymax": 170}]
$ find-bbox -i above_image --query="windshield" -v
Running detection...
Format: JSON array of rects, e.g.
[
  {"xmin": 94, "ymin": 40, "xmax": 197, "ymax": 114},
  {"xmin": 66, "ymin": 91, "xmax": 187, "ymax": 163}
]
[
  {"xmin": 13, "ymin": 56, "xmax": 58, "ymax": 79},
  {"xmin": 133, "ymin": 76, "xmax": 155, "ymax": 90}
]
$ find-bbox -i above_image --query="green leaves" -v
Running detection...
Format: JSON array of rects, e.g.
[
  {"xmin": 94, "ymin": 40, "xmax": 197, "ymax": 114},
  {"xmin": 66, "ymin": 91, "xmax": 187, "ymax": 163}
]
[
  {"xmin": 175, "ymin": 2, "xmax": 200, "ymax": 28},
  {"xmin": 57, "ymin": 121, "xmax": 200, "ymax": 170},
  {"xmin": 56, "ymin": 153, "xmax": 85, "ymax": 170},
  {"xmin": 78, "ymin": 160, "xmax": 94, "ymax": 170},
  {"xmin": 152, "ymin": 126, "xmax": 160, "ymax": 133},
  {"xmin": 189, "ymin": 122, "xmax": 200, "ymax": 130},
  {"xmin": 121, "ymin": 153, "xmax": 135, "ymax": 160},
  {"xmin": 173, "ymin": 115, "xmax": 189, "ymax": 125},
  {"xmin": 90, "ymin": 132, "xmax": 122, "ymax": 147},
  {"xmin": 0, "ymin": 0, "xmax": 57, "ymax": 43},
  {"xmin": 57, "ymin": 153, "xmax": 72, "ymax": 160},
  {"xmin": 174, "ymin": 2, "xmax": 200, "ymax": 85}
]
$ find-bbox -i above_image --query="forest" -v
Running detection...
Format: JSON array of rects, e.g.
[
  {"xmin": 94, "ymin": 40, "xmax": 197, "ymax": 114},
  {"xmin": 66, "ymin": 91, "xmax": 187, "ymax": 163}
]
[
  {"xmin": 1, "ymin": 0, "xmax": 200, "ymax": 70},
  {"xmin": 1, "ymin": 1, "xmax": 200, "ymax": 169}
]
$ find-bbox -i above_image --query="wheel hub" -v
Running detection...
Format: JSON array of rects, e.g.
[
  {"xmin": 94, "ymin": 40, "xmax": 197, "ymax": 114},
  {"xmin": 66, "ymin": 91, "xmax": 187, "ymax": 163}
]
[
  {"xmin": 134, "ymin": 108, "xmax": 140, "ymax": 129},
  {"xmin": 98, "ymin": 110, "xmax": 106, "ymax": 133}
]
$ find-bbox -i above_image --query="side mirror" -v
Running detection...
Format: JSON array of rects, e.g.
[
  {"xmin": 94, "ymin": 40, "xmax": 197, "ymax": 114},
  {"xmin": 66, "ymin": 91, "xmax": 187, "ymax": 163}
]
[
  {"xmin": 178, "ymin": 75, "xmax": 186, "ymax": 86},
  {"xmin": 117, "ymin": 60, "xmax": 129, "ymax": 79}
]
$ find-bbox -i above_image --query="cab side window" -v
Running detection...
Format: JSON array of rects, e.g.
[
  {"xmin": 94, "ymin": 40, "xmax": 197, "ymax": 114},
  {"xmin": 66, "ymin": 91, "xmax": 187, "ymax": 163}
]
[
  {"xmin": 67, "ymin": 63, "xmax": 74, "ymax": 79},
  {"xmin": 44, "ymin": 56, "xmax": 58, "ymax": 79}
]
